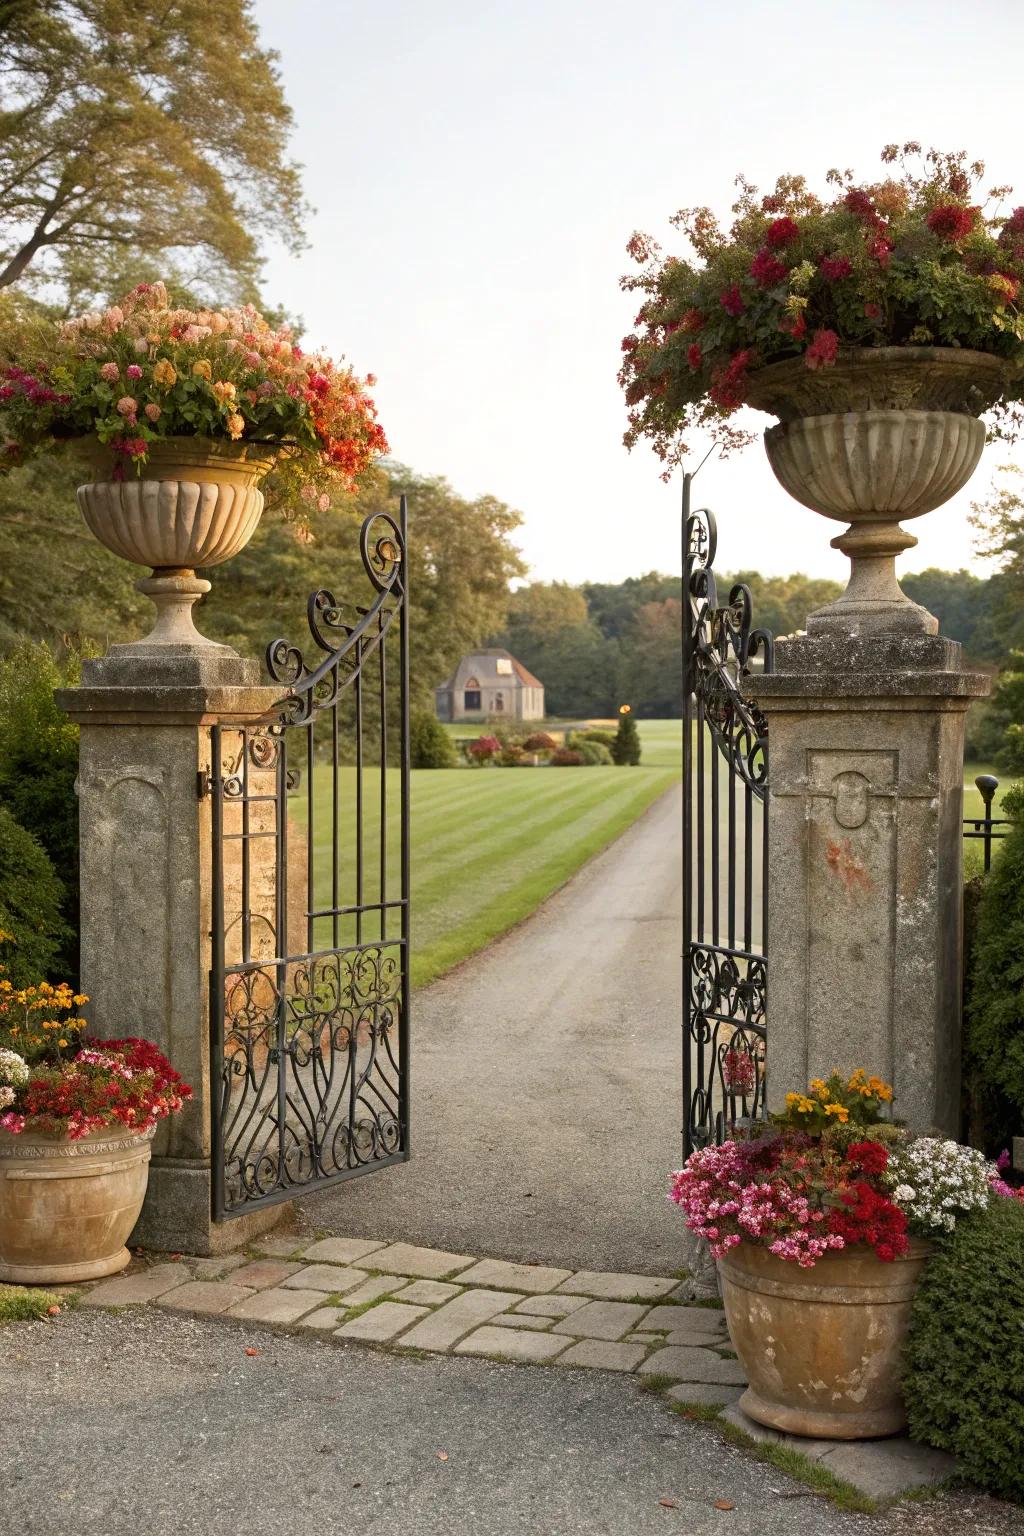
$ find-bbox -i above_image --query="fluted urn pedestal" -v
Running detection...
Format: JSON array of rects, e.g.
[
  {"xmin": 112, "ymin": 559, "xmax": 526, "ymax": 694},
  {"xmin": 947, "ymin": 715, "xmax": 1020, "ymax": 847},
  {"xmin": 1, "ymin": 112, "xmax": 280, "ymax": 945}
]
[
  {"xmin": 77, "ymin": 438, "xmax": 276, "ymax": 656},
  {"xmin": 743, "ymin": 348, "xmax": 1004, "ymax": 1134}
]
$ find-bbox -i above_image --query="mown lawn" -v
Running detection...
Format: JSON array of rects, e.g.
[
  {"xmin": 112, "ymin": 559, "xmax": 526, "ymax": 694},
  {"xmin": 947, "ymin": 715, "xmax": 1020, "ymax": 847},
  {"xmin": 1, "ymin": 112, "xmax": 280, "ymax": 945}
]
[{"xmin": 298, "ymin": 720, "xmax": 681, "ymax": 989}]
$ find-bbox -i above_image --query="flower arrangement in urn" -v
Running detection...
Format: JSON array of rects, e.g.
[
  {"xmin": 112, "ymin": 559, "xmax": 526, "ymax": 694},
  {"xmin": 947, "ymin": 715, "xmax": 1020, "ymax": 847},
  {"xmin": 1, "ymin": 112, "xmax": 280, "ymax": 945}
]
[
  {"xmin": 0, "ymin": 949, "xmax": 191, "ymax": 1283},
  {"xmin": 621, "ymin": 145, "xmax": 1024, "ymax": 636},
  {"xmin": 0, "ymin": 282, "xmax": 388, "ymax": 649},
  {"xmin": 670, "ymin": 1070, "xmax": 1016, "ymax": 1439}
]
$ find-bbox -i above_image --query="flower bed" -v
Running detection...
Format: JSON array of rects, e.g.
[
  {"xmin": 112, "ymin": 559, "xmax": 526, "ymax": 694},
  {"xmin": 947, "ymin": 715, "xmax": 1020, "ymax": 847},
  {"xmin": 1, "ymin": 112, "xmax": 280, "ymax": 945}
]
[{"xmin": 620, "ymin": 144, "xmax": 1024, "ymax": 472}]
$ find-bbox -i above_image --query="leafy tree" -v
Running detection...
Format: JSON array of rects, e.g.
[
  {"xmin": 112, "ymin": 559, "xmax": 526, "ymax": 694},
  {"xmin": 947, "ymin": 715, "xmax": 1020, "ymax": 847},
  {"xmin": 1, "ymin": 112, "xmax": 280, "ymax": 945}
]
[
  {"xmin": 900, "ymin": 567, "xmax": 1002, "ymax": 661},
  {"xmin": 583, "ymin": 572, "xmax": 682, "ymax": 640},
  {"xmin": 618, "ymin": 597, "xmax": 682, "ymax": 718},
  {"xmin": 0, "ymin": 805, "xmax": 68, "ymax": 986},
  {"xmin": 0, "ymin": 0, "xmax": 305, "ymax": 304},
  {"xmin": 612, "ymin": 706, "xmax": 641, "ymax": 765},
  {"xmin": 965, "ymin": 783, "xmax": 1024, "ymax": 1151},
  {"xmin": 723, "ymin": 570, "xmax": 843, "ymax": 640}
]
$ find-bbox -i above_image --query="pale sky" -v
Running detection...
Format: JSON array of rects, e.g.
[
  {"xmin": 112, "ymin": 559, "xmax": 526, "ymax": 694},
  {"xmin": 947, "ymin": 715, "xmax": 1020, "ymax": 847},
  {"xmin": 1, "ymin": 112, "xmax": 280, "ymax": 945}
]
[{"xmin": 254, "ymin": 0, "xmax": 1024, "ymax": 588}]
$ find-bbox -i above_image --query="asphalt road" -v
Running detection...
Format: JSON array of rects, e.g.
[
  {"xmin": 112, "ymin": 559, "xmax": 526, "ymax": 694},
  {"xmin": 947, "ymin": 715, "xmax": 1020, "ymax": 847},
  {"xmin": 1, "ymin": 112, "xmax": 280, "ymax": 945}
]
[
  {"xmin": 3, "ymin": 1308, "xmax": 1016, "ymax": 1536},
  {"xmin": 297, "ymin": 783, "xmax": 689, "ymax": 1273}
]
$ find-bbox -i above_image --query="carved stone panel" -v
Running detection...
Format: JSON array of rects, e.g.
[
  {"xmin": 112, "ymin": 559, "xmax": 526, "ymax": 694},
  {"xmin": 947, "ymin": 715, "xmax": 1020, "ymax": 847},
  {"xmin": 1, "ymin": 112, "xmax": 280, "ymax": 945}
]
[{"xmin": 805, "ymin": 750, "xmax": 897, "ymax": 1085}]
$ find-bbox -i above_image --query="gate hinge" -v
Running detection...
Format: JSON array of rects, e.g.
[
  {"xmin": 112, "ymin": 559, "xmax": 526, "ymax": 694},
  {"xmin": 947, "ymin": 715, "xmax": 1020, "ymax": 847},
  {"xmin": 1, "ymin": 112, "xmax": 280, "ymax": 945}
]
[{"xmin": 197, "ymin": 769, "xmax": 211, "ymax": 800}]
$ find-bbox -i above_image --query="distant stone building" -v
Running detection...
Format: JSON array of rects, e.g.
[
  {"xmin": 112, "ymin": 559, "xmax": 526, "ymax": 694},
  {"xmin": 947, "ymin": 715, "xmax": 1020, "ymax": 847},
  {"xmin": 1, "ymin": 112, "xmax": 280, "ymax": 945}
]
[{"xmin": 434, "ymin": 649, "xmax": 545, "ymax": 723}]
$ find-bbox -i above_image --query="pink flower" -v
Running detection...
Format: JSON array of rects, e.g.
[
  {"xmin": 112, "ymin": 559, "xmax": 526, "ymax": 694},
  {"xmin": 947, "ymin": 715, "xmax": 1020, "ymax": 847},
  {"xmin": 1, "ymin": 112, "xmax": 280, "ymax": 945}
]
[
  {"xmin": 126, "ymin": 364, "xmax": 143, "ymax": 380},
  {"xmin": 804, "ymin": 329, "xmax": 839, "ymax": 370},
  {"xmin": 99, "ymin": 361, "xmax": 120, "ymax": 383},
  {"xmin": 116, "ymin": 396, "xmax": 138, "ymax": 419},
  {"xmin": 144, "ymin": 403, "xmax": 161, "ymax": 422},
  {"xmin": 317, "ymin": 492, "xmax": 330, "ymax": 512}
]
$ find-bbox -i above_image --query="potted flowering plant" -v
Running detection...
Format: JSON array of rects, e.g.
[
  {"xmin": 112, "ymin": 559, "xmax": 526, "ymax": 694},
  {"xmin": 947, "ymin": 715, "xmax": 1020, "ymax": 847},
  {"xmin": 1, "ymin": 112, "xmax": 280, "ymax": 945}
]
[
  {"xmin": 0, "ymin": 282, "xmax": 387, "ymax": 648},
  {"xmin": 670, "ymin": 1069, "xmax": 1006, "ymax": 1439},
  {"xmin": 620, "ymin": 144, "xmax": 1024, "ymax": 636},
  {"xmin": 0, "ymin": 960, "xmax": 190, "ymax": 1283}
]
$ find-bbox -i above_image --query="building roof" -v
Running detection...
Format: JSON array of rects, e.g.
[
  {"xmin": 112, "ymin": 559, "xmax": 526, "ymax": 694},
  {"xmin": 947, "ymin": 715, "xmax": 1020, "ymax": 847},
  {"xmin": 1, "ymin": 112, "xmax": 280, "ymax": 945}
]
[{"xmin": 436, "ymin": 648, "xmax": 543, "ymax": 693}]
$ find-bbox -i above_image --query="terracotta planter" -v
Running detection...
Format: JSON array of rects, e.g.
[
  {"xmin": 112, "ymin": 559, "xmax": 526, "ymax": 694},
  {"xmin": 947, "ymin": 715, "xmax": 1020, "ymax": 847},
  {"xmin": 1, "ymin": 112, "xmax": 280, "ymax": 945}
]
[
  {"xmin": 76, "ymin": 437, "xmax": 277, "ymax": 650},
  {"xmin": 0, "ymin": 1124, "xmax": 154, "ymax": 1284},
  {"xmin": 719, "ymin": 1237, "xmax": 932, "ymax": 1440},
  {"xmin": 745, "ymin": 347, "xmax": 1016, "ymax": 637}
]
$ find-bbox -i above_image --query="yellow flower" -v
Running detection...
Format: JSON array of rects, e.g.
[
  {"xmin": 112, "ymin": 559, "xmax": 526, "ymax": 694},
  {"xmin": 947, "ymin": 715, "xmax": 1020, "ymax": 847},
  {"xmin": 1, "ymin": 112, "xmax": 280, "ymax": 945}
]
[
  {"xmin": 809, "ymin": 1078, "xmax": 828, "ymax": 1099},
  {"xmin": 212, "ymin": 380, "xmax": 236, "ymax": 403},
  {"xmin": 226, "ymin": 411, "xmax": 245, "ymax": 440},
  {"xmin": 153, "ymin": 358, "xmax": 177, "ymax": 389},
  {"xmin": 824, "ymin": 1102, "xmax": 849, "ymax": 1121},
  {"xmin": 73, "ymin": 994, "xmax": 88, "ymax": 1006},
  {"xmin": 192, "ymin": 359, "xmax": 212, "ymax": 381},
  {"xmin": 58, "ymin": 1038, "xmax": 67, "ymax": 1047}
]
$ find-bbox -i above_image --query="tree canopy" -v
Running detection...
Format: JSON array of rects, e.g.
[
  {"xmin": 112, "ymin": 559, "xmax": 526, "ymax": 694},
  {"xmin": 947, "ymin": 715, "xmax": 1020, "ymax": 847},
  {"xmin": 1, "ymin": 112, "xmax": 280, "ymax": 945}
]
[{"xmin": 0, "ymin": 0, "xmax": 305, "ymax": 305}]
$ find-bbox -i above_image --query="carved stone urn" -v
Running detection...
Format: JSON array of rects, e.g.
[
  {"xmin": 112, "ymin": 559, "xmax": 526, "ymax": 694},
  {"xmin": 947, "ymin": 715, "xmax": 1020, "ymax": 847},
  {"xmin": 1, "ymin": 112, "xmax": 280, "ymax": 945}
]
[
  {"xmin": 77, "ymin": 437, "xmax": 277, "ymax": 651},
  {"xmin": 744, "ymin": 347, "xmax": 1015, "ymax": 636}
]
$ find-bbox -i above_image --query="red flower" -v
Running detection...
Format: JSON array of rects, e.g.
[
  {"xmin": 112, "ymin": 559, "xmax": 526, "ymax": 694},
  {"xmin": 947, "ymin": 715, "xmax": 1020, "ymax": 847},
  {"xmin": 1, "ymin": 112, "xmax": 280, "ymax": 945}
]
[
  {"xmin": 687, "ymin": 342, "xmax": 702, "ymax": 371},
  {"xmin": 804, "ymin": 329, "xmax": 839, "ymax": 370},
  {"xmin": 680, "ymin": 307, "xmax": 705, "ymax": 332},
  {"xmin": 846, "ymin": 1139, "xmax": 889, "ymax": 1177},
  {"xmin": 766, "ymin": 216, "xmax": 800, "ymax": 249},
  {"xmin": 720, "ymin": 284, "xmax": 745, "ymax": 317},
  {"xmin": 1001, "ymin": 207, "xmax": 1024, "ymax": 240},
  {"xmin": 844, "ymin": 187, "xmax": 876, "ymax": 222},
  {"xmin": 869, "ymin": 235, "xmax": 893, "ymax": 268},
  {"xmin": 927, "ymin": 204, "xmax": 978, "ymax": 241},
  {"xmin": 863, "ymin": 301, "xmax": 883, "ymax": 320},
  {"xmin": 709, "ymin": 348, "xmax": 754, "ymax": 410},
  {"xmin": 779, "ymin": 310, "xmax": 807, "ymax": 341},
  {"xmin": 819, "ymin": 255, "xmax": 852, "ymax": 282},
  {"xmin": 750, "ymin": 247, "xmax": 788, "ymax": 288}
]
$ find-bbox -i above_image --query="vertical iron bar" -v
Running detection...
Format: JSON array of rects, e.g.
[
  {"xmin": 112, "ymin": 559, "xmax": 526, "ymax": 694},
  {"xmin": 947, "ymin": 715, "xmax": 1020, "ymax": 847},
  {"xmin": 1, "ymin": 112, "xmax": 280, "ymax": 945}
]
[
  {"xmin": 355, "ymin": 640, "xmax": 364, "ymax": 947},
  {"xmin": 398, "ymin": 496, "xmax": 412, "ymax": 1160},
  {"xmin": 275, "ymin": 731, "xmax": 289, "ymax": 1192},
  {"xmin": 680, "ymin": 474, "xmax": 693, "ymax": 1158},
  {"xmin": 332, "ymin": 692, "xmax": 340, "ymax": 952},
  {"xmin": 380, "ymin": 611, "xmax": 388, "ymax": 944},
  {"xmin": 727, "ymin": 730, "xmax": 736, "ymax": 951},
  {"xmin": 241, "ymin": 729, "xmax": 251, "ymax": 964},
  {"xmin": 306, "ymin": 719, "xmax": 315, "ymax": 955},
  {"xmin": 743, "ymin": 780, "xmax": 753, "ymax": 954},
  {"xmin": 209, "ymin": 725, "xmax": 226, "ymax": 1220},
  {"xmin": 710, "ymin": 710, "xmax": 720, "ymax": 946}
]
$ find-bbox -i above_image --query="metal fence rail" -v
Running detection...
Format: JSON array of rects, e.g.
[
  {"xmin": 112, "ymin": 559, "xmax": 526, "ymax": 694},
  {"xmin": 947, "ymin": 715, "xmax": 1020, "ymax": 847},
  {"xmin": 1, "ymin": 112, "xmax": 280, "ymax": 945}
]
[{"xmin": 963, "ymin": 774, "xmax": 1013, "ymax": 873}]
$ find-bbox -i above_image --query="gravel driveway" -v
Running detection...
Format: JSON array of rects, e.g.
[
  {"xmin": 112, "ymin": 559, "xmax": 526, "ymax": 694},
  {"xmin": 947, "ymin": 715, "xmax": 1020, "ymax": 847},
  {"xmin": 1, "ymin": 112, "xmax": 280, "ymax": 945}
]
[{"xmin": 297, "ymin": 784, "xmax": 687, "ymax": 1273}]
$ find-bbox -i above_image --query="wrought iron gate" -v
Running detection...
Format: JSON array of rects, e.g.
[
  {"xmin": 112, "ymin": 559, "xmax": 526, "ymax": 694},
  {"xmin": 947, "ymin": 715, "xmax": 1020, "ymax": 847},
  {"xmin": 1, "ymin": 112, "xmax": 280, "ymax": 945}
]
[
  {"xmin": 209, "ymin": 502, "xmax": 410, "ymax": 1218},
  {"xmin": 682, "ymin": 475, "xmax": 773, "ymax": 1155}
]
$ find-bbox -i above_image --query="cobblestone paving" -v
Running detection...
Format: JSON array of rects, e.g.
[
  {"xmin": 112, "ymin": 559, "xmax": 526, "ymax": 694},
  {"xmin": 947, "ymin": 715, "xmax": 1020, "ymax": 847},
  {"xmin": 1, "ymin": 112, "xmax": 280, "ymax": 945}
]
[{"xmin": 78, "ymin": 1235, "xmax": 955, "ymax": 1501}]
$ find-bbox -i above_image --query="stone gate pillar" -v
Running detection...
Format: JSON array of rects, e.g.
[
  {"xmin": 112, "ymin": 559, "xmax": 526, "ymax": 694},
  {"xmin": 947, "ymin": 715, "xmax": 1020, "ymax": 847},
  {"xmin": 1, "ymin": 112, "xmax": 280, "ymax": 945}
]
[
  {"xmin": 57, "ymin": 647, "xmax": 284, "ymax": 1254},
  {"xmin": 749, "ymin": 633, "xmax": 987, "ymax": 1135}
]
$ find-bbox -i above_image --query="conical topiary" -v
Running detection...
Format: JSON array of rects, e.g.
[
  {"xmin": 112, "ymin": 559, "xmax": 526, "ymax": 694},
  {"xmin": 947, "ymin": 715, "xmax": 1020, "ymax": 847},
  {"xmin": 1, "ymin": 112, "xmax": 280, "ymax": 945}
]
[{"xmin": 612, "ymin": 705, "xmax": 641, "ymax": 766}]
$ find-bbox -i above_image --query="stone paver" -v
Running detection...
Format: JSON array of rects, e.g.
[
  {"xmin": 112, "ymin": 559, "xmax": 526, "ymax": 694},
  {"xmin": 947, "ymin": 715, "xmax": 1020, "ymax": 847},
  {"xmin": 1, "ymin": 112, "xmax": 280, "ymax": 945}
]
[
  {"xmin": 80, "ymin": 1265, "xmax": 190, "ymax": 1306},
  {"xmin": 454, "ymin": 1326, "xmax": 568, "ymax": 1363},
  {"xmin": 365, "ymin": 1243, "xmax": 476, "ymax": 1279},
  {"xmin": 663, "ymin": 1327, "xmax": 733, "ymax": 1348},
  {"xmin": 279, "ymin": 1264, "xmax": 368, "ymax": 1294},
  {"xmin": 556, "ymin": 1339, "xmax": 646, "ymax": 1372},
  {"xmin": 250, "ymin": 1236, "xmax": 306, "ymax": 1259},
  {"xmin": 189, "ymin": 1254, "xmax": 250, "ymax": 1280},
  {"xmin": 455, "ymin": 1259, "xmax": 573, "ymax": 1294},
  {"xmin": 552, "ymin": 1301, "xmax": 647, "ymax": 1341},
  {"xmin": 299, "ymin": 1236, "xmax": 389, "ymax": 1266},
  {"xmin": 297, "ymin": 1306, "xmax": 348, "ymax": 1331},
  {"xmin": 641, "ymin": 1304, "xmax": 726, "ymax": 1333},
  {"xmin": 668, "ymin": 1381, "xmax": 745, "ymax": 1408},
  {"xmin": 397, "ymin": 1280, "xmax": 464, "ymax": 1306},
  {"xmin": 513, "ymin": 1294, "xmax": 590, "ymax": 1318},
  {"xmin": 640, "ymin": 1346, "xmax": 747, "ymax": 1385},
  {"xmin": 399, "ymin": 1289, "xmax": 521, "ymax": 1351},
  {"xmin": 490, "ymin": 1313, "xmax": 554, "ymax": 1330},
  {"xmin": 719, "ymin": 1408, "xmax": 957, "ymax": 1497},
  {"xmin": 158, "ymin": 1281, "xmax": 256, "ymax": 1315},
  {"xmin": 338, "ymin": 1274, "xmax": 409, "ymax": 1307},
  {"xmin": 557, "ymin": 1271, "xmax": 676, "ymax": 1301},
  {"xmin": 334, "ymin": 1302, "xmax": 431, "ymax": 1342},
  {"xmin": 225, "ymin": 1287, "xmax": 324, "ymax": 1324},
  {"xmin": 229, "ymin": 1260, "xmax": 304, "ymax": 1290}
]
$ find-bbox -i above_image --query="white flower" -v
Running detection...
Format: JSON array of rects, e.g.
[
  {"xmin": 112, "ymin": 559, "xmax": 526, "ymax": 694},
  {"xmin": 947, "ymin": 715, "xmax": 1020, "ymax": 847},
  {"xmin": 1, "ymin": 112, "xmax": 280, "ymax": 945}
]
[
  {"xmin": 0, "ymin": 1048, "xmax": 28, "ymax": 1088},
  {"xmin": 885, "ymin": 1137, "xmax": 994, "ymax": 1238},
  {"xmin": 894, "ymin": 1184, "xmax": 916, "ymax": 1204},
  {"xmin": 0, "ymin": 1086, "xmax": 13, "ymax": 1109}
]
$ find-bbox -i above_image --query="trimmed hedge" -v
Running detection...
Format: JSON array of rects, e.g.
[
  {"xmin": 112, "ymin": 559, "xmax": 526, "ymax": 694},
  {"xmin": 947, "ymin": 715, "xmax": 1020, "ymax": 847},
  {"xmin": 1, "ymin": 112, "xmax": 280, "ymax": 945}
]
[
  {"xmin": 966, "ymin": 784, "xmax": 1024, "ymax": 1150},
  {"xmin": 0, "ymin": 806, "xmax": 69, "ymax": 987},
  {"xmin": 409, "ymin": 709, "xmax": 457, "ymax": 769},
  {"xmin": 903, "ymin": 1197, "xmax": 1024, "ymax": 1503}
]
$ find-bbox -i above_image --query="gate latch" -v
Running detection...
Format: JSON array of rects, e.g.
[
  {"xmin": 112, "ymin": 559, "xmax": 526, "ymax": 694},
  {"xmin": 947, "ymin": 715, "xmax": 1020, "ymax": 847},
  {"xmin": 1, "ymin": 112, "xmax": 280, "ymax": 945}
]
[{"xmin": 197, "ymin": 769, "xmax": 212, "ymax": 800}]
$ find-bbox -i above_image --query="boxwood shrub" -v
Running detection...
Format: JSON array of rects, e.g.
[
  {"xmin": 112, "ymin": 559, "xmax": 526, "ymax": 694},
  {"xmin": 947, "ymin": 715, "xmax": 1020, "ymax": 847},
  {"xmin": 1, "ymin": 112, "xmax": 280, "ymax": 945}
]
[
  {"xmin": 0, "ymin": 806, "xmax": 69, "ymax": 987},
  {"xmin": 903, "ymin": 1196, "xmax": 1024, "ymax": 1503}
]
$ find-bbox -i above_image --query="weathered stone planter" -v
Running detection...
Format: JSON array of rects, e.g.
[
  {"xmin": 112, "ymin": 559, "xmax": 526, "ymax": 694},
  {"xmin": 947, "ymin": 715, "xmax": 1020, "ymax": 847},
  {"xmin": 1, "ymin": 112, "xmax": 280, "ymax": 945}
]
[
  {"xmin": 77, "ymin": 437, "xmax": 276, "ymax": 650},
  {"xmin": 719, "ymin": 1238, "xmax": 932, "ymax": 1439},
  {"xmin": 0, "ymin": 1125, "xmax": 155, "ymax": 1283},
  {"xmin": 745, "ymin": 347, "xmax": 1015, "ymax": 637}
]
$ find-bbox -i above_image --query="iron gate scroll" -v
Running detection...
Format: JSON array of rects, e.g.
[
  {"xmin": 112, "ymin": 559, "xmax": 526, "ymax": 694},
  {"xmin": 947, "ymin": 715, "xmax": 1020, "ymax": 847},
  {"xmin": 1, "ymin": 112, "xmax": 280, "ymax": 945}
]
[
  {"xmin": 682, "ymin": 476, "xmax": 773, "ymax": 1155},
  {"xmin": 210, "ymin": 501, "xmax": 410, "ymax": 1218}
]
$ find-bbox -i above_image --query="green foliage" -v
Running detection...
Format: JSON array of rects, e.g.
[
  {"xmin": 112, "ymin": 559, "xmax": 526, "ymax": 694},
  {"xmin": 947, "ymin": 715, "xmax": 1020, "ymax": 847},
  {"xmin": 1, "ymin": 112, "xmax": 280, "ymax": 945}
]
[
  {"xmin": 987, "ymin": 654, "xmax": 1024, "ymax": 775},
  {"xmin": 0, "ymin": 642, "xmax": 80, "ymax": 978},
  {"xmin": 578, "ymin": 741, "xmax": 613, "ymax": 766},
  {"xmin": 965, "ymin": 785, "xmax": 1024, "ymax": 1149},
  {"xmin": 612, "ymin": 710, "xmax": 642, "ymax": 765},
  {"xmin": 0, "ymin": 0, "xmax": 306, "ymax": 304},
  {"xmin": 901, "ymin": 568, "xmax": 1004, "ymax": 660},
  {"xmin": 0, "ymin": 1285, "xmax": 67, "ymax": 1324},
  {"xmin": 904, "ymin": 1198, "xmax": 1024, "ymax": 1503},
  {"xmin": 0, "ymin": 807, "xmax": 68, "ymax": 987},
  {"xmin": 578, "ymin": 729, "xmax": 615, "ymax": 748},
  {"xmin": 409, "ymin": 709, "xmax": 457, "ymax": 769}
]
